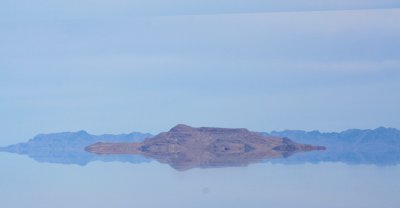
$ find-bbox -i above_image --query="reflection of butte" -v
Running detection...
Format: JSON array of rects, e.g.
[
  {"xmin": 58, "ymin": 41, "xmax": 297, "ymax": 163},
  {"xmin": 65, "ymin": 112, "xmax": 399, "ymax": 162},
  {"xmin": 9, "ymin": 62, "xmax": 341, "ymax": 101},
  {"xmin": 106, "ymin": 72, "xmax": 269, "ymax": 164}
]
[{"xmin": 86, "ymin": 124, "xmax": 326, "ymax": 171}]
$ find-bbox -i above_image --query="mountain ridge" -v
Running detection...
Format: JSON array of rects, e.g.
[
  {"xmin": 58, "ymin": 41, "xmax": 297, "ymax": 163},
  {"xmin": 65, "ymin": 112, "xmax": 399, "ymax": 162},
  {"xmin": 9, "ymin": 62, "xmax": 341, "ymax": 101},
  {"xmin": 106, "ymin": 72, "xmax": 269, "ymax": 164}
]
[
  {"xmin": 1, "ymin": 126, "xmax": 399, "ymax": 166},
  {"xmin": 86, "ymin": 124, "xmax": 325, "ymax": 170},
  {"xmin": 0, "ymin": 130, "xmax": 152, "ymax": 165},
  {"xmin": 263, "ymin": 127, "xmax": 400, "ymax": 165}
]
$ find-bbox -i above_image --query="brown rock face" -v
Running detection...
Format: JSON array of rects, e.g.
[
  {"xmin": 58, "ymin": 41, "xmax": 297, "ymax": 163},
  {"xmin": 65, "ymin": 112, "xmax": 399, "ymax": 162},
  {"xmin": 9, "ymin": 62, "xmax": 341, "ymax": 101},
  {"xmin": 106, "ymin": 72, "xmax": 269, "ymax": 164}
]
[{"xmin": 86, "ymin": 124, "xmax": 325, "ymax": 170}]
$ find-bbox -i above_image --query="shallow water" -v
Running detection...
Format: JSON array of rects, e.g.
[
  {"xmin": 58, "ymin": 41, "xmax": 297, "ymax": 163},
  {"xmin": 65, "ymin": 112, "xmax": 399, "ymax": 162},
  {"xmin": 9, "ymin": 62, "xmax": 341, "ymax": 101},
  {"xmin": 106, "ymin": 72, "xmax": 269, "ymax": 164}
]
[{"xmin": 1, "ymin": 152, "xmax": 399, "ymax": 208}]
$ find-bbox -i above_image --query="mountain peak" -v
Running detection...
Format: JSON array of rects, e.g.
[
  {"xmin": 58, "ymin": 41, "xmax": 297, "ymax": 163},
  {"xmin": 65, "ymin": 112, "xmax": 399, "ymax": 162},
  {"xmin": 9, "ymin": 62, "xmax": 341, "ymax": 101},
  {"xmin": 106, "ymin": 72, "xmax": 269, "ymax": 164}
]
[{"xmin": 170, "ymin": 124, "xmax": 194, "ymax": 132}]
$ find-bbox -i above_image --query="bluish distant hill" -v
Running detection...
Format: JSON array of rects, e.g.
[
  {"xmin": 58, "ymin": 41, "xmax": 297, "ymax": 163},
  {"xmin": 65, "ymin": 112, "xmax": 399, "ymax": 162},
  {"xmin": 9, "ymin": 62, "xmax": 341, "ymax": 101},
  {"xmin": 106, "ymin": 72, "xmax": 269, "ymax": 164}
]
[
  {"xmin": 264, "ymin": 127, "xmax": 400, "ymax": 165},
  {"xmin": 0, "ymin": 130, "xmax": 152, "ymax": 165}
]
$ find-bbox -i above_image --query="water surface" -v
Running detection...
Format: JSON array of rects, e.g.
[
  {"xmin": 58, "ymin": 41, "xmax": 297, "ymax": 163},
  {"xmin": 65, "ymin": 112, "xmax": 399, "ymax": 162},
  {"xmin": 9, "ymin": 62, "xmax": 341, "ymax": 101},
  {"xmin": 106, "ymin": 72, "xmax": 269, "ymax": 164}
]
[
  {"xmin": 1, "ymin": 151, "xmax": 400, "ymax": 208},
  {"xmin": 1, "ymin": 128, "xmax": 400, "ymax": 208}
]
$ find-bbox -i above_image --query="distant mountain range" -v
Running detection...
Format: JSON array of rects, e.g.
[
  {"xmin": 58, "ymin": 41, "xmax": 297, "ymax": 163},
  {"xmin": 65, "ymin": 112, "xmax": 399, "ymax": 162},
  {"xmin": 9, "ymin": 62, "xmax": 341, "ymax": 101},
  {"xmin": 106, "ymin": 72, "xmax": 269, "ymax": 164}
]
[
  {"xmin": 1, "ymin": 127, "xmax": 399, "ymax": 166},
  {"xmin": 264, "ymin": 127, "xmax": 400, "ymax": 165},
  {"xmin": 0, "ymin": 130, "xmax": 152, "ymax": 166}
]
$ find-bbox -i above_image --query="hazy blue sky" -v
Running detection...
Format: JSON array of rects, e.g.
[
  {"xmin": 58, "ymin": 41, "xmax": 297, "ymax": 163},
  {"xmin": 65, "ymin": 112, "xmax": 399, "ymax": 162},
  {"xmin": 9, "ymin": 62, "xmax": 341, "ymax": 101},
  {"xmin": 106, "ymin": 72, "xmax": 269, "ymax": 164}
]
[
  {"xmin": 1, "ymin": 2, "xmax": 400, "ymax": 144},
  {"xmin": 1, "ymin": 0, "xmax": 400, "ymax": 18}
]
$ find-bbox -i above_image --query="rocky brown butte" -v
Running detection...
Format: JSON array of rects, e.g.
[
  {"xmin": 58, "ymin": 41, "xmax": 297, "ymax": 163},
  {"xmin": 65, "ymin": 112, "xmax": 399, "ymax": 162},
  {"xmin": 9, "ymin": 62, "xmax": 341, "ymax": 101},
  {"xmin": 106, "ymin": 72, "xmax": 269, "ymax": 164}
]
[{"xmin": 86, "ymin": 124, "xmax": 326, "ymax": 170}]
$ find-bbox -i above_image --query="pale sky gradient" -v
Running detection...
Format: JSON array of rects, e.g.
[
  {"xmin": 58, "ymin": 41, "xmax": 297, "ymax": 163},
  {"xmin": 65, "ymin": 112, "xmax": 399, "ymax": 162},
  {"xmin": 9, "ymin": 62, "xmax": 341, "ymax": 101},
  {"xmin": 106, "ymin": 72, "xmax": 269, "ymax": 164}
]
[
  {"xmin": 1, "ymin": 0, "xmax": 400, "ymax": 18},
  {"xmin": 1, "ymin": 3, "xmax": 400, "ymax": 145}
]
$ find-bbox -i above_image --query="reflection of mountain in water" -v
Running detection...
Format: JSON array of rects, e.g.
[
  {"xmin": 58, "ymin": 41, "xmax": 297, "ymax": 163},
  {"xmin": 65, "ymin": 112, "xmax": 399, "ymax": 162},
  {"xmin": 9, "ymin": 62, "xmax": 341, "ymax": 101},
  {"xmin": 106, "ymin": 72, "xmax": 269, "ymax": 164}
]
[
  {"xmin": 86, "ymin": 125, "xmax": 325, "ymax": 170},
  {"xmin": 264, "ymin": 127, "xmax": 400, "ymax": 166},
  {"xmin": 0, "ymin": 131, "xmax": 152, "ymax": 165},
  {"xmin": 1, "ymin": 126, "xmax": 399, "ymax": 167}
]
